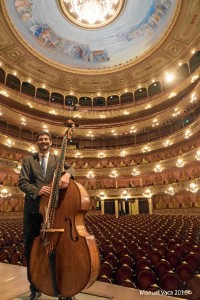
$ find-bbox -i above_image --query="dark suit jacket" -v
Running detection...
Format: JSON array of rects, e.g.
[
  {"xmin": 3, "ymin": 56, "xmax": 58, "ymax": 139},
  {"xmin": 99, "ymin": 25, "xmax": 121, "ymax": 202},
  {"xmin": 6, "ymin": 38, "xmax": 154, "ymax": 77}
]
[{"xmin": 18, "ymin": 152, "xmax": 75, "ymax": 215}]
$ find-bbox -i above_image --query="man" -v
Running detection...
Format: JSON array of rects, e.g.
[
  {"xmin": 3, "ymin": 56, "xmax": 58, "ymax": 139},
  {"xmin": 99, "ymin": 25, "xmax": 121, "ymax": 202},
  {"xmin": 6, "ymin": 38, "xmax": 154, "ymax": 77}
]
[{"xmin": 18, "ymin": 131, "xmax": 75, "ymax": 300}]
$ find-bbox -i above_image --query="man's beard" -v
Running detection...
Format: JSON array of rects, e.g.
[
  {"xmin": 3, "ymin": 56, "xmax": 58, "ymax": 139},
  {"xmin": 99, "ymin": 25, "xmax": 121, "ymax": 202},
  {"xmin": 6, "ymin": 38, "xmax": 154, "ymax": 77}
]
[{"xmin": 38, "ymin": 143, "xmax": 51, "ymax": 151}]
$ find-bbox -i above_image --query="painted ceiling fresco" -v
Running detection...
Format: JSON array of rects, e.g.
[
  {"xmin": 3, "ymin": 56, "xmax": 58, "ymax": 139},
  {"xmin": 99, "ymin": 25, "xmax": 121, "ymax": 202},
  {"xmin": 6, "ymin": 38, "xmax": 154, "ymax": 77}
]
[{"xmin": 5, "ymin": 0, "xmax": 177, "ymax": 70}]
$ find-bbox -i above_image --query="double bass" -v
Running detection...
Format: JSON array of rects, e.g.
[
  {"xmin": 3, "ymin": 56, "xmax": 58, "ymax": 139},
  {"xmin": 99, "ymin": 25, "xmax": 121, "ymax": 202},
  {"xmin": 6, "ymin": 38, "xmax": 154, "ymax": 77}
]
[{"xmin": 29, "ymin": 120, "xmax": 100, "ymax": 298}]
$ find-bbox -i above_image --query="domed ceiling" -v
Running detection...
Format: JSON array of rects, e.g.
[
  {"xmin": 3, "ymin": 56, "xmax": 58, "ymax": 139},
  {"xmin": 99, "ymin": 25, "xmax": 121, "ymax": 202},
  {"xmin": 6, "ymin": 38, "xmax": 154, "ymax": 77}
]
[
  {"xmin": 0, "ymin": 0, "xmax": 199, "ymax": 94},
  {"xmin": 5, "ymin": 0, "xmax": 178, "ymax": 70}
]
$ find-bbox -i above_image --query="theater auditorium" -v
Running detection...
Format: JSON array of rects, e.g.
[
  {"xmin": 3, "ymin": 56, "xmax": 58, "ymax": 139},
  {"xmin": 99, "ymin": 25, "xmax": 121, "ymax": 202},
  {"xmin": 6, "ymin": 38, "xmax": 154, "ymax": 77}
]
[{"xmin": 0, "ymin": 0, "xmax": 200, "ymax": 299}]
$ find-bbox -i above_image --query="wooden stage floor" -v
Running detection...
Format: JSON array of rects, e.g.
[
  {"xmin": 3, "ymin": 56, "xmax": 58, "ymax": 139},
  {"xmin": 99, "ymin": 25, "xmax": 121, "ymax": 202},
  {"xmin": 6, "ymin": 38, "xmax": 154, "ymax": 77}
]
[{"xmin": 0, "ymin": 263, "xmax": 186, "ymax": 300}]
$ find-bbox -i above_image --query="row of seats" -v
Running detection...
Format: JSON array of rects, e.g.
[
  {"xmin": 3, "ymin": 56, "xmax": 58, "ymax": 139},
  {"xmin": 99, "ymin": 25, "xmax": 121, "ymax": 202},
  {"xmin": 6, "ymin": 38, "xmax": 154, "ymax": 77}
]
[
  {"xmin": 0, "ymin": 220, "xmax": 26, "ymax": 266},
  {"xmin": 86, "ymin": 214, "xmax": 200, "ymax": 299},
  {"xmin": 0, "ymin": 137, "xmax": 199, "ymax": 166},
  {"xmin": 1, "ymin": 215, "xmax": 200, "ymax": 299}
]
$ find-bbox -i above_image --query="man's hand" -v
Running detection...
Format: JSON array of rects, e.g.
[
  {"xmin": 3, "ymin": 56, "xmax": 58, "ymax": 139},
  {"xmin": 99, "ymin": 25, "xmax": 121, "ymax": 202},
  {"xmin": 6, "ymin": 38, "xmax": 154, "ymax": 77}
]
[
  {"xmin": 39, "ymin": 186, "xmax": 52, "ymax": 196},
  {"xmin": 59, "ymin": 173, "xmax": 71, "ymax": 189}
]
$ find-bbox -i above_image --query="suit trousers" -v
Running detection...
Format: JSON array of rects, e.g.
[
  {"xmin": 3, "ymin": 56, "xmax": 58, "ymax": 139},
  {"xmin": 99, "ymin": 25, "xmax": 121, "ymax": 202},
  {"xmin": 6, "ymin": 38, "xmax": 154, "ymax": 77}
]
[{"xmin": 24, "ymin": 212, "xmax": 43, "ymax": 293}]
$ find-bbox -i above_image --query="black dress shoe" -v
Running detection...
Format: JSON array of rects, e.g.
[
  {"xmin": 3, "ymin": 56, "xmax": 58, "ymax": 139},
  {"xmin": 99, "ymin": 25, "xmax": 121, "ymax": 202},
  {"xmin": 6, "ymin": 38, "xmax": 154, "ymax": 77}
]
[
  {"xmin": 29, "ymin": 292, "xmax": 42, "ymax": 300},
  {"xmin": 58, "ymin": 297, "xmax": 72, "ymax": 300}
]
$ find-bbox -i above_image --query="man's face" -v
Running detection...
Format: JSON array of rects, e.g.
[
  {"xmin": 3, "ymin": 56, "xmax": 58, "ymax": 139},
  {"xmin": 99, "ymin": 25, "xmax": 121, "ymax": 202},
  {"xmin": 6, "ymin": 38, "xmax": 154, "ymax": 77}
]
[{"xmin": 36, "ymin": 134, "xmax": 52, "ymax": 153}]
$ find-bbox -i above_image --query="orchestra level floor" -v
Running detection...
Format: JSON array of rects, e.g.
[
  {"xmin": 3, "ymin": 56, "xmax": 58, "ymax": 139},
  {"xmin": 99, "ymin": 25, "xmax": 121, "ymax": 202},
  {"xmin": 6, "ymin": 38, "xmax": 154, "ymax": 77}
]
[{"xmin": 0, "ymin": 263, "xmax": 184, "ymax": 300}]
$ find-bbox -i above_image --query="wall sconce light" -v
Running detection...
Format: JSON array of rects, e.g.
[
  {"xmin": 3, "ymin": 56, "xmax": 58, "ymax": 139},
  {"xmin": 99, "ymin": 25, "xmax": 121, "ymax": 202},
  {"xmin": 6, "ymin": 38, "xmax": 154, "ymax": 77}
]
[
  {"xmin": 176, "ymin": 158, "xmax": 185, "ymax": 168},
  {"xmin": 29, "ymin": 146, "xmax": 36, "ymax": 153},
  {"xmin": 49, "ymin": 110, "xmax": 58, "ymax": 115},
  {"xmin": 184, "ymin": 129, "xmax": 192, "ymax": 139},
  {"xmin": 122, "ymin": 190, "xmax": 127, "ymax": 196},
  {"xmin": 187, "ymin": 182, "xmax": 198, "ymax": 193},
  {"xmin": 143, "ymin": 188, "xmax": 153, "ymax": 197},
  {"xmin": 142, "ymin": 145, "xmax": 150, "ymax": 153},
  {"xmin": 165, "ymin": 186, "xmax": 175, "ymax": 195},
  {"xmin": 131, "ymin": 168, "xmax": 140, "ymax": 176},
  {"xmin": 195, "ymin": 150, "xmax": 200, "ymax": 161},
  {"xmin": 130, "ymin": 126, "xmax": 137, "ymax": 133},
  {"xmin": 163, "ymin": 139, "xmax": 172, "ymax": 147},
  {"xmin": 100, "ymin": 114, "xmax": 105, "ymax": 119},
  {"xmin": 87, "ymin": 171, "xmax": 94, "ymax": 178},
  {"xmin": 0, "ymin": 90, "xmax": 9, "ymax": 97},
  {"xmin": 152, "ymin": 118, "xmax": 159, "ymax": 127},
  {"xmin": 98, "ymin": 152, "xmax": 105, "ymax": 158},
  {"xmin": 53, "ymin": 149, "xmax": 59, "ymax": 156},
  {"xmin": 0, "ymin": 187, "xmax": 11, "ymax": 198},
  {"xmin": 75, "ymin": 152, "xmax": 81, "ymax": 158},
  {"xmin": 86, "ymin": 131, "xmax": 94, "ymax": 138},
  {"xmin": 154, "ymin": 164, "xmax": 163, "ymax": 173},
  {"xmin": 110, "ymin": 170, "xmax": 118, "ymax": 177},
  {"xmin": 120, "ymin": 150, "xmax": 127, "ymax": 157},
  {"xmin": 99, "ymin": 191, "xmax": 105, "ymax": 198},
  {"xmin": 5, "ymin": 139, "xmax": 14, "ymax": 147},
  {"xmin": 14, "ymin": 164, "xmax": 21, "ymax": 174}
]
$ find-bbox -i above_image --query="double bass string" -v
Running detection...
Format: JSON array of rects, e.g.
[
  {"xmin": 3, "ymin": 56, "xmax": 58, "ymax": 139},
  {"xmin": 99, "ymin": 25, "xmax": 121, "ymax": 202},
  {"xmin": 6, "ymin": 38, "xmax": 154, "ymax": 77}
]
[{"xmin": 42, "ymin": 128, "xmax": 72, "ymax": 249}]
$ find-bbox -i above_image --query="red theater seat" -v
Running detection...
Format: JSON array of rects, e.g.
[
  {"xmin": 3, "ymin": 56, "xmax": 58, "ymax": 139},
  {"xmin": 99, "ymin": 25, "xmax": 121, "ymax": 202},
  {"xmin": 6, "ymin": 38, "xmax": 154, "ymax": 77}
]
[
  {"xmin": 115, "ymin": 265, "xmax": 133, "ymax": 285},
  {"xmin": 176, "ymin": 263, "xmax": 195, "ymax": 286},
  {"xmin": 187, "ymin": 276, "xmax": 200, "ymax": 299},
  {"xmin": 155, "ymin": 259, "xmax": 171, "ymax": 278},
  {"xmin": 136, "ymin": 268, "xmax": 157, "ymax": 290},
  {"xmin": 160, "ymin": 271, "xmax": 182, "ymax": 292}
]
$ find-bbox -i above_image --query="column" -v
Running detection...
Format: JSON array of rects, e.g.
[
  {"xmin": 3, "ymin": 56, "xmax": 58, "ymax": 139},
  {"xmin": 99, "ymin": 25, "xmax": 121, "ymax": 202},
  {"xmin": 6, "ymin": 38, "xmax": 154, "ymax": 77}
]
[
  {"xmin": 115, "ymin": 199, "xmax": 119, "ymax": 218},
  {"xmin": 101, "ymin": 200, "xmax": 105, "ymax": 215},
  {"xmin": 128, "ymin": 202, "xmax": 132, "ymax": 215},
  {"xmin": 132, "ymin": 199, "xmax": 139, "ymax": 214},
  {"xmin": 148, "ymin": 197, "xmax": 153, "ymax": 214}
]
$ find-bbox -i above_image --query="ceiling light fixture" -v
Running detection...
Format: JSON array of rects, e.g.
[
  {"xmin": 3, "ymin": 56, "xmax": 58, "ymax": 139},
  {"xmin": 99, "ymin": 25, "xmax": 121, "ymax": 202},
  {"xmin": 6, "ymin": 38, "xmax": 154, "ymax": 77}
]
[{"xmin": 62, "ymin": 0, "xmax": 123, "ymax": 29}]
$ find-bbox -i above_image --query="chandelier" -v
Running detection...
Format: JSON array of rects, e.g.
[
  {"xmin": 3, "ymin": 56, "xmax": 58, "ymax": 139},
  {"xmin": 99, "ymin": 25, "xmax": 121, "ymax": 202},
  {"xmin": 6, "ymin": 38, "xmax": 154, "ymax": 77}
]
[{"xmin": 61, "ymin": 0, "xmax": 124, "ymax": 28}]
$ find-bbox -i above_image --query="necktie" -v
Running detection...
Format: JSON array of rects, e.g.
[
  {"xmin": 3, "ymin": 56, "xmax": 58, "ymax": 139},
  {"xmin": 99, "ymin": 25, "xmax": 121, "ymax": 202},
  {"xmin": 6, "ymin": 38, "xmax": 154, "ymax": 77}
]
[{"xmin": 41, "ymin": 155, "xmax": 46, "ymax": 177}]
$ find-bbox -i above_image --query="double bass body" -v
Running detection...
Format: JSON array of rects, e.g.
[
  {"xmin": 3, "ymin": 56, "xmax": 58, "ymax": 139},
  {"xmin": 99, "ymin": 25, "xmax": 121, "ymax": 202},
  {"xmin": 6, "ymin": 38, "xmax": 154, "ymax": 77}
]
[{"xmin": 29, "ymin": 179, "xmax": 100, "ymax": 298}]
